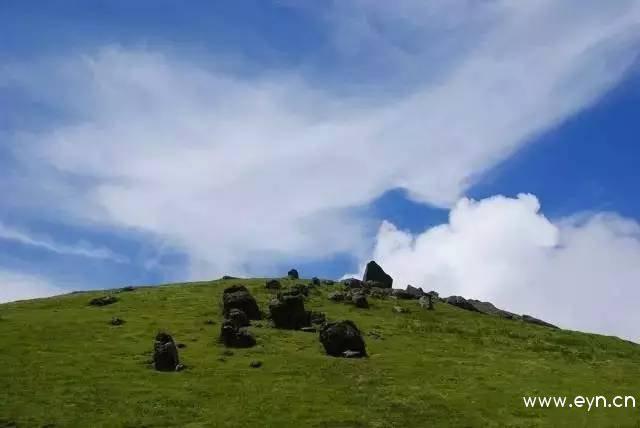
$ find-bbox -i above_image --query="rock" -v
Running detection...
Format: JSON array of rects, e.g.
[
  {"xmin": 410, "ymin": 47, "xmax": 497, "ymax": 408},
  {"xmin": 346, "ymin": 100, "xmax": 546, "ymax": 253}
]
[
  {"xmin": 153, "ymin": 332, "xmax": 181, "ymax": 371},
  {"xmin": 265, "ymin": 279, "xmax": 281, "ymax": 290},
  {"xmin": 328, "ymin": 291, "xmax": 345, "ymax": 302},
  {"xmin": 369, "ymin": 287, "xmax": 391, "ymax": 299},
  {"xmin": 427, "ymin": 290, "xmax": 440, "ymax": 299},
  {"xmin": 319, "ymin": 320, "xmax": 367, "ymax": 358},
  {"xmin": 309, "ymin": 311, "xmax": 326, "ymax": 325},
  {"xmin": 250, "ymin": 360, "xmax": 262, "ymax": 368},
  {"xmin": 362, "ymin": 261, "xmax": 393, "ymax": 288},
  {"xmin": 352, "ymin": 293, "xmax": 369, "ymax": 308},
  {"xmin": 419, "ymin": 296, "xmax": 434, "ymax": 310},
  {"xmin": 269, "ymin": 292, "xmax": 310, "ymax": 329},
  {"xmin": 405, "ymin": 285, "xmax": 425, "ymax": 298},
  {"xmin": 393, "ymin": 306, "xmax": 409, "ymax": 314},
  {"xmin": 391, "ymin": 289, "xmax": 418, "ymax": 300},
  {"xmin": 301, "ymin": 326, "xmax": 317, "ymax": 333},
  {"xmin": 227, "ymin": 308, "xmax": 250, "ymax": 328},
  {"xmin": 222, "ymin": 285, "xmax": 261, "ymax": 320},
  {"xmin": 291, "ymin": 283, "xmax": 310, "ymax": 297},
  {"xmin": 176, "ymin": 343, "xmax": 186, "ymax": 349},
  {"xmin": 221, "ymin": 275, "xmax": 238, "ymax": 280},
  {"xmin": 89, "ymin": 295, "xmax": 118, "ymax": 306},
  {"xmin": 219, "ymin": 320, "xmax": 256, "ymax": 348},
  {"xmin": 311, "ymin": 277, "xmax": 321, "ymax": 286},
  {"xmin": 445, "ymin": 296, "xmax": 480, "ymax": 312},
  {"xmin": 522, "ymin": 315, "xmax": 558, "ymax": 329},
  {"xmin": 120, "ymin": 286, "xmax": 135, "ymax": 292},
  {"xmin": 287, "ymin": 269, "xmax": 299, "ymax": 280},
  {"xmin": 109, "ymin": 317, "xmax": 125, "ymax": 326},
  {"xmin": 342, "ymin": 278, "xmax": 363, "ymax": 289},
  {"xmin": 322, "ymin": 279, "xmax": 335, "ymax": 285}
]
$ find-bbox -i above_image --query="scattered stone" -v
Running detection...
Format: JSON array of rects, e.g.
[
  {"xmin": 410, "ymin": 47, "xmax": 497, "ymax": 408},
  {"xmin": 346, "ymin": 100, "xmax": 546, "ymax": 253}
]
[
  {"xmin": 219, "ymin": 320, "xmax": 256, "ymax": 348},
  {"xmin": 393, "ymin": 306, "xmax": 409, "ymax": 314},
  {"xmin": 322, "ymin": 279, "xmax": 335, "ymax": 285},
  {"xmin": 120, "ymin": 286, "xmax": 135, "ymax": 292},
  {"xmin": 176, "ymin": 343, "xmax": 186, "ymax": 349},
  {"xmin": 311, "ymin": 277, "xmax": 321, "ymax": 286},
  {"xmin": 269, "ymin": 292, "xmax": 310, "ymax": 329},
  {"xmin": 265, "ymin": 279, "xmax": 281, "ymax": 290},
  {"xmin": 153, "ymin": 332, "xmax": 182, "ymax": 371},
  {"xmin": 287, "ymin": 269, "xmax": 299, "ymax": 280},
  {"xmin": 342, "ymin": 278, "xmax": 363, "ymax": 289},
  {"xmin": 362, "ymin": 260, "xmax": 393, "ymax": 288},
  {"xmin": 89, "ymin": 295, "xmax": 118, "ymax": 307},
  {"xmin": 405, "ymin": 285, "xmax": 425, "ymax": 298},
  {"xmin": 301, "ymin": 326, "xmax": 317, "ymax": 333},
  {"xmin": 250, "ymin": 360, "xmax": 263, "ymax": 368},
  {"xmin": 419, "ymin": 296, "xmax": 434, "ymax": 310},
  {"xmin": 222, "ymin": 285, "xmax": 261, "ymax": 320},
  {"xmin": 328, "ymin": 291, "xmax": 345, "ymax": 302},
  {"xmin": 227, "ymin": 308, "xmax": 250, "ymax": 328},
  {"xmin": 352, "ymin": 293, "xmax": 369, "ymax": 309},
  {"xmin": 522, "ymin": 315, "xmax": 558, "ymax": 329},
  {"xmin": 319, "ymin": 320, "xmax": 367, "ymax": 358},
  {"xmin": 110, "ymin": 317, "xmax": 125, "ymax": 326},
  {"xmin": 309, "ymin": 311, "xmax": 326, "ymax": 325},
  {"xmin": 369, "ymin": 287, "xmax": 391, "ymax": 299},
  {"xmin": 392, "ymin": 289, "xmax": 418, "ymax": 300}
]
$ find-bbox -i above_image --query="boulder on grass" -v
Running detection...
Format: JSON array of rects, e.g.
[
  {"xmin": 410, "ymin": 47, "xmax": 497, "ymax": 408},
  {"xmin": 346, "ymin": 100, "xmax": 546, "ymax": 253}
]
[
  {"xmin": 352, "ymin": 293, "xmax": 369, "ymax": 309},
  {"xmin": 419, "ymin": 296, "xmax": 434, "ymax": 310},
  {"xmin": 342, "ymin": 278, "xmax": 363, "ymax": 289},
  {"xmin": 311, "ymin": 277, "xmax": 321, "ymax": 286},
  {"xmin": 319, "ymin": 320, "xmax": 367, "ymax": 358},
  {"xmin": 89, "ymin": 295, "xmax": 118, "ymax": 306},
  {"xmin": 309, "ymin": 311, "xmax": 326, "ymax": 325},
  {"xmin": 219, "ymin": 320, "xmax": 256, "ymax": 348},
  {"xmin": 328, "ymin": 291, "xmax": 345, "ymax": 302},
  {"xmin": 392, "ymin": 289, "xmax": 418, "ymax": 300},
  {"xmin": 269, "ymin": 292, "xmax": 310, "ymax": 329},
  {"xmin": 222, "ymin": 285, "xmax": 261, "ymax": 319},
  {"xmin": 227, "ymin": 308, "xmax": 250, "ymax": 328},
  {"xmin": 153, "ymin": 332, "xmax": 182, "ymax": 371},
  {"xmin": 445, "ymin": 296, "xmax": 480, "ymax": 312},
  {"xmin": 405, "ymin": 285, "xmax": 425, "ymax": 298},
  {"xmin": 265, "ymin": 279, "xmax": 281, "ymax": 290},
  {"xmin": 362, "ymin": 261, "xmax": 393, "ymax": 288},
  {"xmin": 287, "ymin": 269, "xmax": 299, "ymax": 280}
]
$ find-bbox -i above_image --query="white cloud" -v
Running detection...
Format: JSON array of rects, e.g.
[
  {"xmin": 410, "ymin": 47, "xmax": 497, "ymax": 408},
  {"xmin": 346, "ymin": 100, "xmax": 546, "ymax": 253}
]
[
  {"xmin": 0, "ymin": 222, "xmax": 127, "ymax": 263},
  {"xmin": 0, "ymin": 269, "xmax": 64, "ymax": 303},
  {"xmin": 2, "ymin": 0, "xmax": 640, "ymax": 280},
  {"xmin": 365, "ymin": 194, "xmax": 640, "ymax": 341}
]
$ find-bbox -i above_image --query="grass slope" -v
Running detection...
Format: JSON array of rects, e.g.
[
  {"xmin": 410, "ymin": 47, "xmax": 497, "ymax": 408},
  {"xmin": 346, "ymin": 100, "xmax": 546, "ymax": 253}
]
[{"xmin": 1, "ymin": 278, "xmax": 639, "ymax": 427}]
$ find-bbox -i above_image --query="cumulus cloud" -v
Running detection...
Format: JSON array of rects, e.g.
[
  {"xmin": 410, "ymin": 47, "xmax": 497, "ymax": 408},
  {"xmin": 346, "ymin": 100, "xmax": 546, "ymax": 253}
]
[
  {"xmin": 0, "ymin": 222, "xmax": 127, "ymax": 263},
  {"xmin": 2, "ymin": 0, "xmax": 640, "ymax": 279},
  {"xmin": 365, "ymin": 194, "xmax": 640, "ymax": 341},
  {"xmin": 0, "ymin": 269, "xmax": 64, "ymax": 303}
]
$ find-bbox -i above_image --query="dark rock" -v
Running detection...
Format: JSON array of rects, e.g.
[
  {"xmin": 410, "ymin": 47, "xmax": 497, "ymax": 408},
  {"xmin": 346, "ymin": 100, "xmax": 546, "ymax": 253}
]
[
  {"xmin": 110, "ymin": 317, "xmax": 125, "ymax": 326},
  {"xmin": 221, "ymin": 275, "xmax": 238, "ymax": 280},
  {"xmin": 522, "ymin": 314, "xmax": 558, "ymax": 329},
  {"xmin": 405, "ymin": 285, "xmax": 425, "ymax": 298},
  {"xmin": 352, "ymin": 293, "xmax": 369, "ymax": 308},
  {"xmin": 319, "ymin": 320, "xmax": 367, "ymax": 358},
  {"xmin": 227, "ymin": 308, "xmax": 250, "ymax": 328},
  {"xmin": 342, "ymin": 278, "xmax": 363, "ymax": 289},
  {"xmin": 322, "ymin": 279, "xmax": 335, "ymax": 285},
  {"xmin": 393, "ymin": 306, "xmax": 409, "ymax": 314},
  {"xmin": 250, "ymin": 360, "xmax": 262, "ymax": 368},
  {"xmin": 222, "ymin": 285, "xmax": 261, "ymax": 320},
  {"xmin": 120, "ymin": 286, "xmax": 135, "ymax": 292},
  {"xmin": 153, "ymin": 332, "xmax": 181, "ymax": 371},
  {"xmin": 468, "ymin": 299, "xmax": 519, "ymax": 319},
  {"xmin": 311, "ymin": 277, "xmax": 321, "ymax": 286},
  {"xmin": 392, "ymin": 289, "xmax": 418, "ymax": 300},
  {"xmin": 176, "ymin": 343, "xmax": 186, "ymax": 349},
  {"xmin": 287, "ymin": 269, "xmax": 299, "ymax": 280},
  {"xmin": 89, "ymin": 295, "xmax": 118, "ymax": 307},
  {"xmin": 269, "ymin": 293, "xmax": 310, "ymax": 329},
  {"xmin": 328, "ymin": 291, "xmax": 345, "ymax": 302},
  {"xmin": 291, "ymin": 283, "xmax": 310, "ymax": 297},
  {"xmin": 445, "ymin": 296, "xmax": 480, "ymax": 312},
  {"xmin": 369, "ymin": 287, "xmax": 391, "ymax": 299},
  {"xmin": 301, "ymin": 326, "xmax": 317, "ymax": 333},
  {"xmin": 362, "ymin": 261, "xmax": 393, "ymax": 288},
  {"xmin": 265, "ymin": 279, "xmax": 281, "ymax": 290},
  {"xmin": 219, "ymin": 320, "xmax": 256, "ymax": 348},
  {"xmin": 309, "ymin": 311, "xmax": 326, "ymax": 325}
]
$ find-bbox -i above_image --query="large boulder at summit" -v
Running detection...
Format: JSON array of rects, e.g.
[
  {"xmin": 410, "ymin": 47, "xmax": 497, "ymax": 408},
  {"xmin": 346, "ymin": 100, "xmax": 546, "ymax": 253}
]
[
  {"xmin": 219, "ymin": 320, "xmax": 256, "ymax": 348},
  {"xmin": 319, "ymin": 320, "xmax": 367, "ymax": 358},
  {"xmin": 269, "ymin": 291, "xmax": 310, "ymax": 329},
  {"xmin": 446, "ymin": 296, "xmax": 521, "ymax": 320},
  {"xmin": 522, "ymin": 315, "xmax": 558, "ymax": 329},
  {"xmin": 445, "ymin": 296, "xmax": 480, "ymax": 312},
  {"xmin": 362, "ymin": 261, "xmax": 393, "ymax": 288},
  {"xmin": 153, "ymin": 332, "xmax": 182, "ymax": 371},
  {"xmin": 222, "ymin": 285, "xmax": 261, "ymax": 320},
  {"xmin": 287, "ymin": 269, "xmax": 299, "ymax": 280}
]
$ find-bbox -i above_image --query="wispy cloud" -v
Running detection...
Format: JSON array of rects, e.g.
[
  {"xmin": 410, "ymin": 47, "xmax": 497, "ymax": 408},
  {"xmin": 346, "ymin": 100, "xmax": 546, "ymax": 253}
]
[{"xmin": 0, "ymin": 222, "xmax": 128, "ymax": 263}]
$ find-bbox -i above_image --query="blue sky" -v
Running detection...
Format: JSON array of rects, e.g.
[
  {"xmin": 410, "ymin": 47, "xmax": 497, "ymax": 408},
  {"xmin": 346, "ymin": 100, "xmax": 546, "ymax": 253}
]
[{"xmin": 1, "ymin": 1, "xmax": 640, "ymax": 340}]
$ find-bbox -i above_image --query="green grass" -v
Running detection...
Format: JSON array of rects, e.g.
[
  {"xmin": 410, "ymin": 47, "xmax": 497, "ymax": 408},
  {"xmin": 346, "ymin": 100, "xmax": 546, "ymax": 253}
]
[{"xmin": 1, "ymin": 278, "xmax": 640, "ymax": 427}]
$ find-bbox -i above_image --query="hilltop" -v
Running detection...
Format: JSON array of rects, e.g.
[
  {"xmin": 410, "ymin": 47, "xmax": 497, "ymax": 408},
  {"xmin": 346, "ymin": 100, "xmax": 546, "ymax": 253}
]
[{"xmin": 1, "ymin": 272, "xmax": 639, "ymax": 427}]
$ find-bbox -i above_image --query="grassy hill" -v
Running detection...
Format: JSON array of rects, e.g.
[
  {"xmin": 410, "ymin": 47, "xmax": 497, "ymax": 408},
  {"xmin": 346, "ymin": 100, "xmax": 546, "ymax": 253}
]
[{"xmin": 1, "ymin": 277, "xmax": 639, "ymax": 427}]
